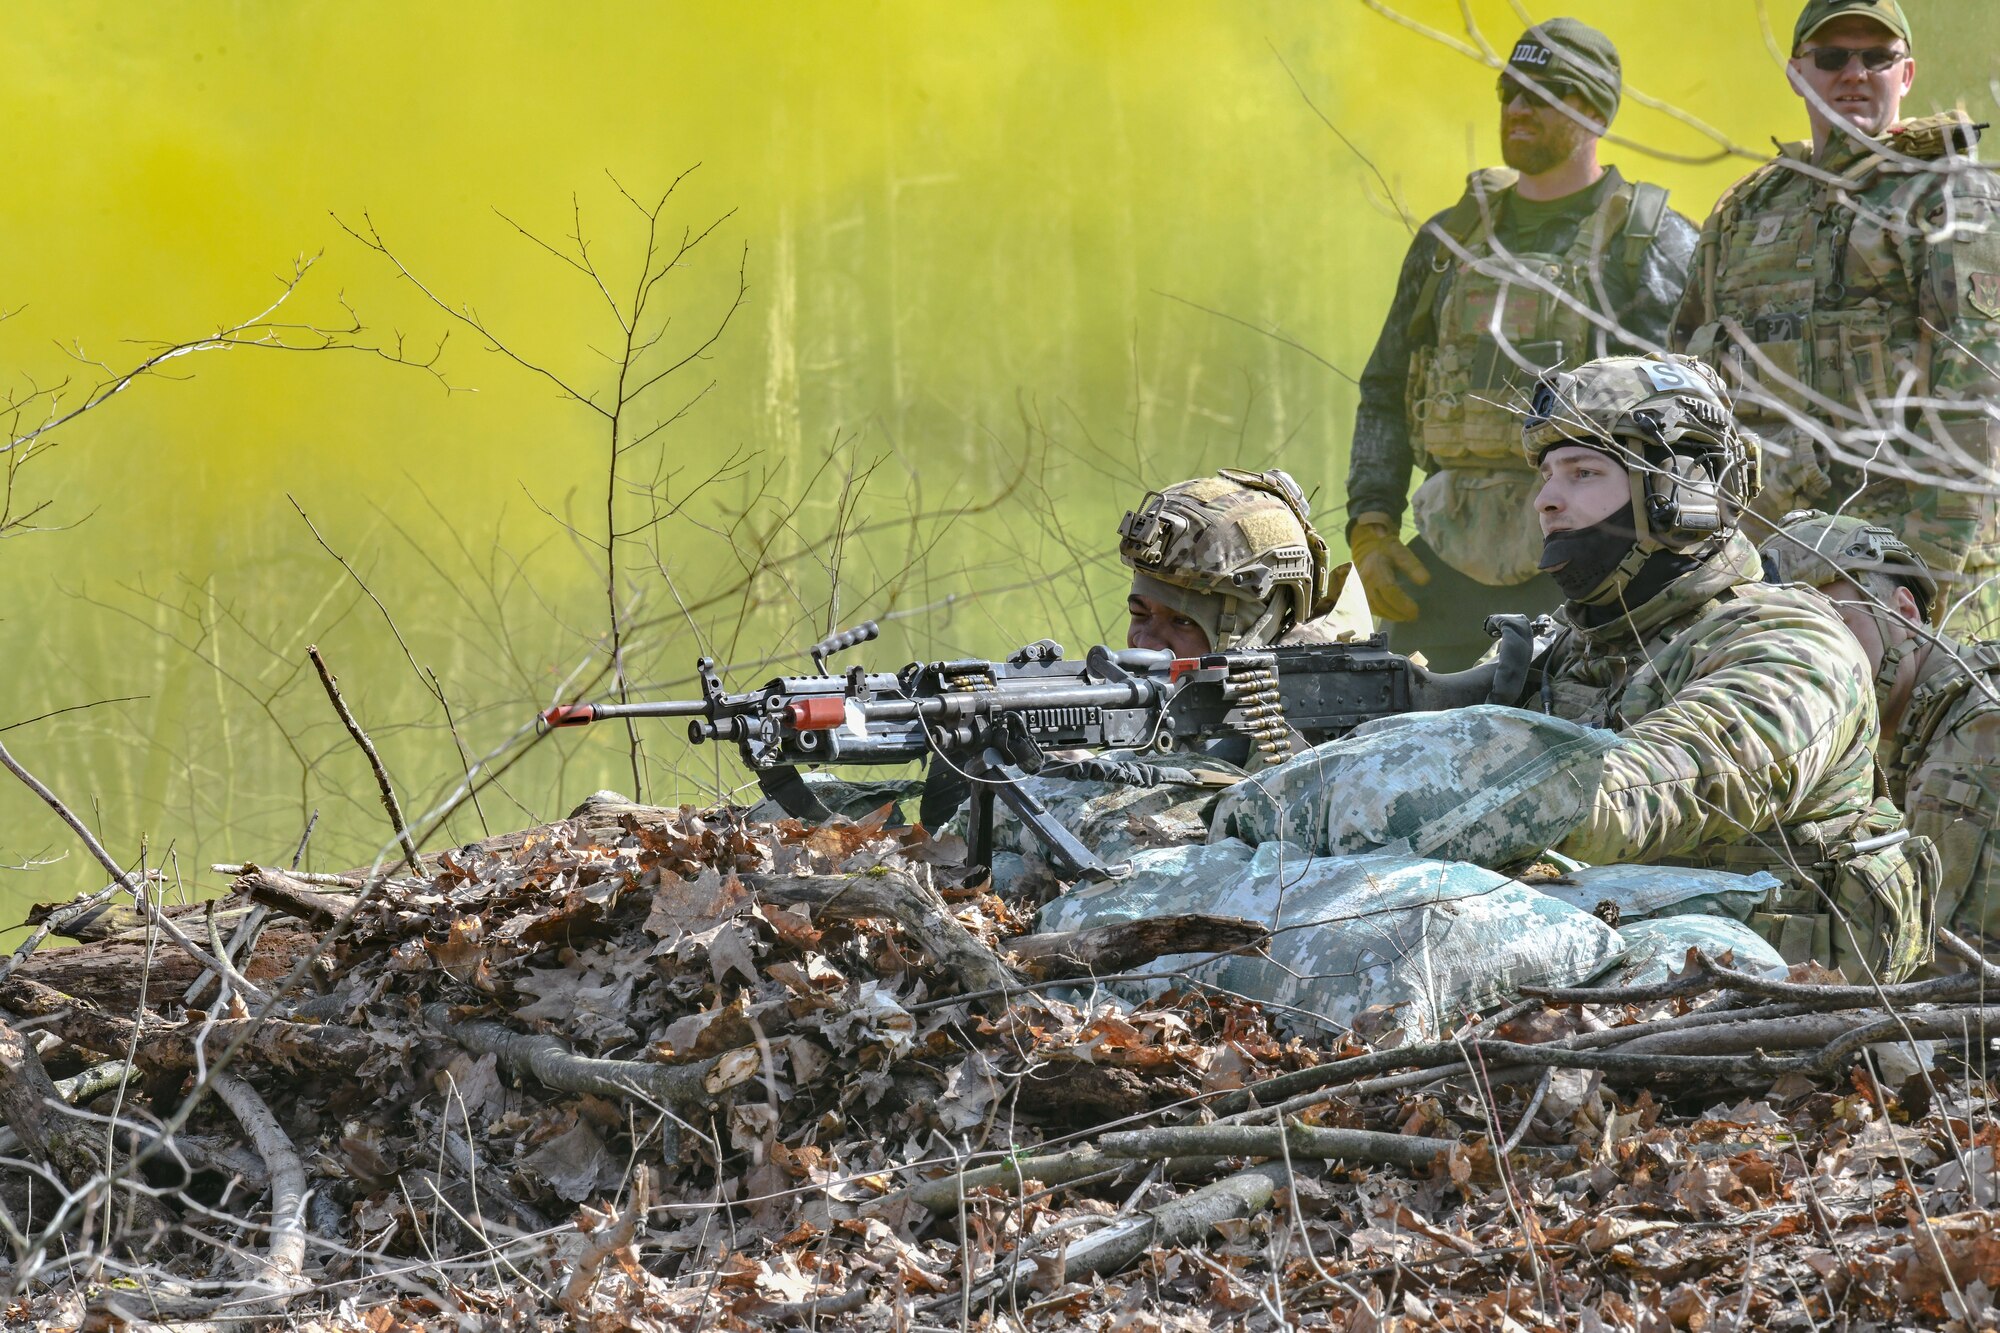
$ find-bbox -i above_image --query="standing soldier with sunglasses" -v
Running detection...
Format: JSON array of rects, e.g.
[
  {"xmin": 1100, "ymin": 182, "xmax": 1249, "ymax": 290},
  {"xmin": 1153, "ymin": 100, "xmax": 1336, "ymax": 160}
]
[
  {"xmin": 1345, "ymin": 18, "xmax": 1698, "ymax": 671},
  {"xmin": 1673, "ymin": 0, "xmax": 2000, "ymax": 638}
]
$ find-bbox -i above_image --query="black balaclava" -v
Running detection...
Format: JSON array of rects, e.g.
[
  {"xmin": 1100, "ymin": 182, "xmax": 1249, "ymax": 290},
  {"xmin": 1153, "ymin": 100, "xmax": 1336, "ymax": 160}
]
[{"xmin": 1538, "ymin": 500, "xmax": 1639, "ymax": 601}]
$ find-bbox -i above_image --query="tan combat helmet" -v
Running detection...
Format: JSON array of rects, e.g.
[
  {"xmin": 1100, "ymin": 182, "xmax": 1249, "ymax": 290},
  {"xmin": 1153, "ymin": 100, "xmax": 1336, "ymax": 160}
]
[
  {"xmin": 1117, "ymin": 468, "xmax": 1334, "ymax": 650},
  {"xmin": 1760, "ymin": 508, "xmax": 1941, "ymax": 626},
  {"xmin": 1523, "ymin": 354, "xmax": 1762, "ymax": 552}
]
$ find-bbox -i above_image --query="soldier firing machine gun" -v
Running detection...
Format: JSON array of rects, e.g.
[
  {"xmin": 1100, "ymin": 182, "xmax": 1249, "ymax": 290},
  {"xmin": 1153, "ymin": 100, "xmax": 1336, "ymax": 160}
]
[{"xmin": 540, "ymin": 617, "xmax": 1541, "ymax": 884}]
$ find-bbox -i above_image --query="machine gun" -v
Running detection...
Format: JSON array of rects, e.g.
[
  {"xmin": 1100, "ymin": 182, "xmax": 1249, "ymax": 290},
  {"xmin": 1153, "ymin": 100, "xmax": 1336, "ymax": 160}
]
[{"xmin": 540, "ymin": 617, "xmax": 1541, "ymax": 884}]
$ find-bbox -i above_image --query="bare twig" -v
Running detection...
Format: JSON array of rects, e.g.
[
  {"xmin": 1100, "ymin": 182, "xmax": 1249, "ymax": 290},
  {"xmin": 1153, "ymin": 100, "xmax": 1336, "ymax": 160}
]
[
  {"xmin": 306, "ymin": 645, "xmax": 419, "ymax": 872},
  {"xmin": 0, "ymin": 880, "xmax": 126, "ymax": 984},
  {"xmin": 1938, "ymin": 928, "xmax": 2000, "ymax": 986},
  {"xmin": 0, "ymin": 738, "xmax": 263, "ymax": 1001},
  {"xmin": 1095, "ymin": 1123, "xmax": 1521, "ymax": 1169}
]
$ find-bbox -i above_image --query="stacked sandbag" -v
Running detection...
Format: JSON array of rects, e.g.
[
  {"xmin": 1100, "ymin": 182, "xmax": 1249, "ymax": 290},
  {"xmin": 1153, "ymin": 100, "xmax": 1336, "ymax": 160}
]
[
  {"xmin": 1209, "ymin": 706, "xmax": 1619, "ymax": 867},
  {"xmin": 984, "ymin": 752, "xmax": 1241, "ymax": 896},
  {"xmin": 1532, "ymin": 862, "xmax": 1790, "ymax": 984},
  {"xmin": 1037, "ymin": 841, "xmax": 1624, "ymax": 1041}
]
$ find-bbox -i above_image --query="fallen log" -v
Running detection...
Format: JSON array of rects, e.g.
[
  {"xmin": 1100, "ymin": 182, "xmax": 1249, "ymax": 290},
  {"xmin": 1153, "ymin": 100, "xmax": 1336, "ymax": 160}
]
[
  {"xmin": 0, "ymin": 977, "xmax": 372, "ymax": 1076},
  {"xmin": 211, "ymin": 1070, "xmax": 309, "ymax": 1311},
  {"xmin": 960, "ymin": 1162, "xmax": 1294, "ymax": 1306},
  {"xmin": 230, "ymin": 866, "xmax": 355, "ymax": 929},
  {"xmin": 1938, "ymin": 928, "xmax": 2000, "ymax": 985},
  {"xmin": 2, "ymin": 923, "xmax": 316, "ymax": 1018},
  {"xmin": 424, "ymin": 1004, "xmax": 721, "ymax": 1112},
  {"xmin": 1004, "ymin": 914, "xmax": 1269, "ymax": 981},
  {"xmin": 1043, "ymin": 1163, "xmax": 1291, "ymax": 1286},
  {"xmin": 23, "ymin": 897, "xmax": 255, "ymax": 946}
]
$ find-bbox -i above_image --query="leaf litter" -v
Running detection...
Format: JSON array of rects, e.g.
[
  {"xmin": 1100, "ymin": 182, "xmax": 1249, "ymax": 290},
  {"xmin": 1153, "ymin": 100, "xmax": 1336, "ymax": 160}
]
[{"xmin": 4, "ymin": 793, "xmax": 1999, "ymax": 1332}]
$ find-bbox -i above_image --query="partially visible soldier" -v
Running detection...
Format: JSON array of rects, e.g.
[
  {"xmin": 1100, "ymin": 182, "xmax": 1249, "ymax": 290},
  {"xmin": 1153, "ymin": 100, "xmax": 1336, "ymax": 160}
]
[
  {"xmin": 1672, "ymin": 0, "xmax": 2000, "ymax": 637},
  {"xmin": 1347, "ymin": 17, "xmax": 1698, "ymax": 671},
  {"xmin": 1120, "ymin": 469, "xmax": 1365, "ymax": 654},
  {"xmin": 1519, "ymin": 354, "xmax": 1935, "ymax": 981},
  {"xmin": 1761, "ymin": 510, "xmax": 2000, "ymax": 950}
]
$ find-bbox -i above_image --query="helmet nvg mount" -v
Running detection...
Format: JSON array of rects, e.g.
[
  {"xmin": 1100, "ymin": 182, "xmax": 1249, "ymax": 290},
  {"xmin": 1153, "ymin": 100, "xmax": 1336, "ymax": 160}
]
[
  {"xmin": 1117, "ymin": 468, "xmax": 1334, "ymax": 650},
  {"xmin": 1523, "ymin": 354, "xmax": 1761, "ymax": 554},
  {"xmin": 1760, "ymin": 508, "xmax": 1941, "ymax": 626}
]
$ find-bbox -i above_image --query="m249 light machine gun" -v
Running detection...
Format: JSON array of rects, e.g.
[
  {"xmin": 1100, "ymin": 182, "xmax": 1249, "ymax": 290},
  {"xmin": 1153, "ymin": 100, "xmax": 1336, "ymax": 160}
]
[{"xmin": 540, "ymin": 618, "xmax": 1539, "ymax": 884}]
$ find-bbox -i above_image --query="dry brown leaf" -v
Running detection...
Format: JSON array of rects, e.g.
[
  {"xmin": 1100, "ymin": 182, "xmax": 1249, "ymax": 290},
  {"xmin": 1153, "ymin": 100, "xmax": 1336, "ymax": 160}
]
[{"xmin": 704, "ymin": 1045, "xmax": 763, "ymax": 1095}]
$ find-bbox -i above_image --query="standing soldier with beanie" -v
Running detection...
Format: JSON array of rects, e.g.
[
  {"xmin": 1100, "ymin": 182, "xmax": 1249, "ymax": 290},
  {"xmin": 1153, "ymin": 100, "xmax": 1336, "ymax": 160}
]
[
  {"xmin": 1673, "ymin": 0, "xmax": 2000, "ymax": 637},
  {"xmin": 1346, "ymin": 17, "xmax": 1698, "ymax": 670}
]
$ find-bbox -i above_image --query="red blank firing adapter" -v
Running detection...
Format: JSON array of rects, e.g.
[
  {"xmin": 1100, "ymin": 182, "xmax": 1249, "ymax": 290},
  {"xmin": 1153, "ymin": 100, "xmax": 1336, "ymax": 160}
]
[{"xmin": 538, "ymin": 703, "xmax": 598, "ymax": 731}]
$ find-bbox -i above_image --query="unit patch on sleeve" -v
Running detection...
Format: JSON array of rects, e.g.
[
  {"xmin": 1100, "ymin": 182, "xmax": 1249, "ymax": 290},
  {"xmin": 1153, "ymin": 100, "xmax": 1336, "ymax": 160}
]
[{"xmin": 1969, "ymin": 272, "xmax": 2000, "ymax": 320}]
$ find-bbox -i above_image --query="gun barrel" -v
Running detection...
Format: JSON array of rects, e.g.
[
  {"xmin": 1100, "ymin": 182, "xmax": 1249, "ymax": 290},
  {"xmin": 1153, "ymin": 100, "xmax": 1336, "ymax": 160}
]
[{"xmin": 538, "ymin": 698, "xmax": 712, "ymax": 731}]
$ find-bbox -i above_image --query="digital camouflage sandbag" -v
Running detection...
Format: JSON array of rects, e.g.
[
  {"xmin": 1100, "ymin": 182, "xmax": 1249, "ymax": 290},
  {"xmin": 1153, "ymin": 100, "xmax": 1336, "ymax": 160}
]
[
  {"xmin": 1592, "ymin": 915, "xmax": 1790, "ymax": 988},
  {"xmin": 1037, "ymin": 841, "xmax": 1625, "ymax": 1041},
  {"xmin": 1209, "ymin": 705, "xmax": 1619, "ymax": 868},
  {"xmin": 981, "ymin": 751, "xmax": 1242, "ymax": 897},
  {"xmin": 1531, "ymin": 862, "xmax": 1776, "ymax": 923}
]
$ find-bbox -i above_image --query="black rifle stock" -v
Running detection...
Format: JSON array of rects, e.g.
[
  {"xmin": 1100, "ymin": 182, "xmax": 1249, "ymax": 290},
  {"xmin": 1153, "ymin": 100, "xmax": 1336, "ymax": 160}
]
[{"xmin": 540, "ymin": 616, "xmax": 1540, "ymax": 884}]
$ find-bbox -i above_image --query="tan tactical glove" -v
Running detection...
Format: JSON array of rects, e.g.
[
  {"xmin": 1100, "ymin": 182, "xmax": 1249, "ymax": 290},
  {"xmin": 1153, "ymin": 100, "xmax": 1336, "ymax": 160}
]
[{"xmin": 1347, "ymin": 512, "xmax": 1429, "ymax": 623}]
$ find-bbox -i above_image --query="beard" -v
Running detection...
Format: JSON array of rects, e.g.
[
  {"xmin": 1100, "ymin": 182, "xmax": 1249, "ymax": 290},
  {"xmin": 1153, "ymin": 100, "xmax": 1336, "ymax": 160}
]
[{"xmin": 1501, "ymin": 111, "xmax": 1595, "ymax": 176}]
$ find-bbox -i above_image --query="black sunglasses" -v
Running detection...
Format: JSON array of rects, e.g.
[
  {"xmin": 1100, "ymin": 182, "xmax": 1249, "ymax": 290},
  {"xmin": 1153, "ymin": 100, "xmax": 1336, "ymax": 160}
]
[
  {"xmin": 1498, "ymin": 75, "xmax": 1583, "ymax": 107},
  {"xmin": 1800, "ymin": 45, "xmax": 1906, "ymax": 73}
]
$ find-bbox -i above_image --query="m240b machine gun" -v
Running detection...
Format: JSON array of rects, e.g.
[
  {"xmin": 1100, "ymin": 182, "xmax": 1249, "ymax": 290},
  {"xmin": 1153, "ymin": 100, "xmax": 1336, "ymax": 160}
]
[{"xmin": 540, "ymin": 618, "xmax": 1537, "ymax": 884}]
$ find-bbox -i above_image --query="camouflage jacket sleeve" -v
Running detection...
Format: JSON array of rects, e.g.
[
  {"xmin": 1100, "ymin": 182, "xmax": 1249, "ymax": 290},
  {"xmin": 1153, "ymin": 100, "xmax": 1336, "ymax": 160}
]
[
  {"xmin": 1915, "ymin": 163, "xmax": 2000, "ymax": 505},
  {"xmin": 1607, "ymin": 206, "xmax": 1699, "ymax": 356},
  {"xmin": 1345, "ymin": 215, "xmax": 1449, "ymax": 529},
  {"xmin": 1556, "ymin": 591, "xmax": 1878, "ymax": 864},
  {"xmin": 1905, "ymin": 697, "xmax": 2000, "ymax": 940}
]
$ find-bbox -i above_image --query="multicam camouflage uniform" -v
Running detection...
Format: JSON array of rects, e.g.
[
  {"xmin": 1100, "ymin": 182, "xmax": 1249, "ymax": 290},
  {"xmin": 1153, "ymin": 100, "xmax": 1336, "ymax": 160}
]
[
  {"xmin": 1532, "ymin": 532, "xmax": 1921, "ymax": 977},
  {"xmin": 1884, "ymin": 644, "xmax": 2000, "ymax": 945},
  {"xmin": 1759, "ymin": 508, "xmax": 2000, "ymax": 948},
  {"xmin": 1672, "ymin": 113, "xmax": 2000, "ymax": 638},
  {"xmin": 1521, "ymin": 356, "xmax": 1934, "ymax": 981}
]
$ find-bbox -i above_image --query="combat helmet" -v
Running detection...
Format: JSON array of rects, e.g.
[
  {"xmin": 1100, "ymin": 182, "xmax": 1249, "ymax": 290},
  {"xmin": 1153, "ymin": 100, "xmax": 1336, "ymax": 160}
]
[
  {"xmin": 1117, "ymin": 468, "xmax": 1334, "ymax": 649},
  {"xmin": 1521, "ymin": 355, "xmax": 1761, "ymax": 602},
  {"xmin": 1760, "ymin": 509, "xmax": 1941, "ymax": 625}
]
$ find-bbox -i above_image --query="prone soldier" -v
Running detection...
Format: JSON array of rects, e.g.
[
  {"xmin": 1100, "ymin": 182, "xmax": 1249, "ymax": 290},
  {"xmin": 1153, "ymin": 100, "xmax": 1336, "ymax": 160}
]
[
  {"xmin": 1672, "ymin": 0, "xmax": 2000, "ymax": 637},
  {"xmin": 1518, "ymin": 354, "xmax": 1936, "ymax": 981},
  {"xmin": 1761, "ymin": 510, "xmax": 2000, "ymax": 950},
  {"xmin": 1121, "ymin": 468, "xmax": 1360, "ymax": 655},
  {"xmin": 1346, "ymin": 17, "xmax": 1698, "ymax": 670}
]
